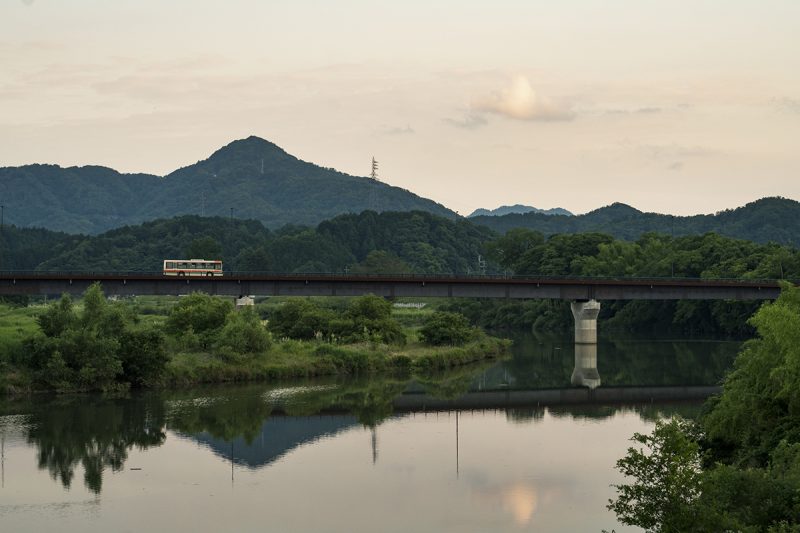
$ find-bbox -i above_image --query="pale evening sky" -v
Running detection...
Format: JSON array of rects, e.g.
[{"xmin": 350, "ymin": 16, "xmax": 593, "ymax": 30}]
[{"xmin": 1, "ymin": 0, "xmax": 798, "ymax": 216}]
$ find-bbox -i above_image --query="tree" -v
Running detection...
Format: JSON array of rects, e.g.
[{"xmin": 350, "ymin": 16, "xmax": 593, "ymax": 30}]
[
  {"xmin": 608, "ymin": 417, "xmax": 703, "ymax": 532},
  {"xmin": 185, "ymin": 236, "xmax": 223, "ymax": 260},
  {"xmin": 165, "ymin": 292, "xmax": 233, "ymax": 343},
  {"xmin": 25, "ymin": 283, "xmax": 166, "ymax": 390},
  {"xmin": 419, "ymin": 312, "xmax": 473, "ymax": 346},
  {"xmin": 267, "ymin": 299, "xmax": 334, "ymax": 340},
  {"xmin": 216, "ymin": 308, "xmax": 271, "ymax": 354},
  {"xmin": 350, "ymin": 250, "xmax": 411, "ymax": 275}
]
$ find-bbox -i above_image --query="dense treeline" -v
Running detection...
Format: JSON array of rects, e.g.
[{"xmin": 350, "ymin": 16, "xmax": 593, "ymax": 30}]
[
  {"xmin": 1, "ymin": 210, "xmax": 494, "ymax": 275},
  {"xmin": 608, "ymin": 284, "xmax": 800, "ymax": 531},
  {"xmin": 473, "ymin": 196, "xmax": 800, "ymax": 247},
  {"xmin": 464, "ymin": 228, "xmax": 800, "ymax": 336}
]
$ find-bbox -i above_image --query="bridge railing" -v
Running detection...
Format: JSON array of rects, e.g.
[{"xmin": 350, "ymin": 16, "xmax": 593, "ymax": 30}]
[{"xmin": 0, "ymin": 269, "xmax": 793, "ymax": 286}]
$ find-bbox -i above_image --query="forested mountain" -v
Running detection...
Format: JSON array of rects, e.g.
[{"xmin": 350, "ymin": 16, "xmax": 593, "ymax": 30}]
[
  {"xmin": 1, "ymin": 210, "xmax": 494, "ymax": 274},
  {"xmin": 472, "ymin": 197, "xmax": 800, "ymax": 247},
  {"xmin": 468, "ymin": 204, "xmax": 573, "ymax": 217},
  {"xmin": 0, "ymin": 136, "xmax": 455, "ymax": 234}
]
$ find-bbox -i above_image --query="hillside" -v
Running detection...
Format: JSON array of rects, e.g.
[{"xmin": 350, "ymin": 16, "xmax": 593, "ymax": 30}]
[
  {"xmin": 2, "ymin": 210, "xmax": 495, "ymax": 275},
  {"xmin": 0, "ymin": 137, "xmax": 456, "ymax": 234},
  {"xmin": 471, "ymin": 197, "xmax": 800, "ymax": 247}
]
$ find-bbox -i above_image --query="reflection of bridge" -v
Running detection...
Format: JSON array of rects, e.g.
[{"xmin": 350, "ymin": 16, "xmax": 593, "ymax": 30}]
[
  {"xmin": 183, "ymin": 385, "xmax": 717, "ymax": 470},
  {"xmin": 0, "ymin": 273, "xmax": 786, "ymax": 345},
  {"xmin": 189, "ymin": 383, "xmax": 714, "ymax": 470},
  {"xmin": 389, "ymin": 385, "xmax": 718, "ymax": 411}
]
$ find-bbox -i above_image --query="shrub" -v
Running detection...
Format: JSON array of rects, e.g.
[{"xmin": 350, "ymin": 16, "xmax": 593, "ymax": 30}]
[
  {"xmin": 267, "ymin": 299, "xmax": 334, "ymax": 339},
  {"xmin": 165, "ymin": 292, "xmax": 233, "ymax": 337},
  {"xmin": 216, "ymin": 308, "xmax": 271, "ymax": 355},
  {"xmin": 419, "ymin": 311, "xmax": 473, "ymax": 346}
]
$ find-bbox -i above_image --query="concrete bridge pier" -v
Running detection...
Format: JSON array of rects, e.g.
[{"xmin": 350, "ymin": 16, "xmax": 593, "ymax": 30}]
[
  {"xmin": 571, "ymin": 343, "xmax": 601, "ymax": 389},
  {"xmin": 570, "ymin": 299, "xmax": 601, "ymax": 344}
]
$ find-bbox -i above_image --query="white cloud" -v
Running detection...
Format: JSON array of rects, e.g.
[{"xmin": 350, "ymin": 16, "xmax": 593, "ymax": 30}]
[
  {"xmin": 471, "ymin": 76, "xmax": 574, "ymax": 122},
  {"xmin": 773, "ymin": 97, "xmax": 800, "ymax": 114},
  {"xmin": 443, "ymin": 113, "xmax": 488, "ymax": 129}
]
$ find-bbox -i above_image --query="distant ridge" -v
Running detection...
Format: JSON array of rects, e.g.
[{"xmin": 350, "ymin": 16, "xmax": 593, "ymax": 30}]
[
  {"xmin": 470, "ymin": 197, "xmax": 800, "ymax": 247},
  {"xmin": 467, "ymin": 204, "xmax": 573, "ymax": 217},
  {"xmin": 0, "ymin": 136, "xmax": 456, "ymax": 234}
]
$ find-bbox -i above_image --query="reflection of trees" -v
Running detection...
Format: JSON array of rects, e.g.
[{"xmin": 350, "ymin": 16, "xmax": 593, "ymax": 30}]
[
  {"xmin": 547, "ymin": 403, "xmax": 704, "ymax": 422},
  {"xmin": 168, "ymin": 390, "xmax": 273, "ymax": 443},
  {"xmin": 599, "ymin": 339, "xmax": 739, "ymax": 387},
  {"xmin": 498, "ymin": 334, "xmax": 740, "ymax": 389},
  {"xmin": 415, "ymin": 360, "xmax": 497, "ymax": 400},
  {"xmin": 506, "ymin": 407, "xmax": 545, "ymax": 424},
  {"xmin": 282, "ymin": 379, "xmax": 408, "ymax": 427},
  {"xmin": 25, "ymin": 395, "xmax": 166, "ymax": 494}
]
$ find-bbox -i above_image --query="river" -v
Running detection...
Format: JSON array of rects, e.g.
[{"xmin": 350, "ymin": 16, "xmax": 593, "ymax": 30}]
[{"xmin": 0, "ymin": 335, "xmax": 740, "ymax": 532}]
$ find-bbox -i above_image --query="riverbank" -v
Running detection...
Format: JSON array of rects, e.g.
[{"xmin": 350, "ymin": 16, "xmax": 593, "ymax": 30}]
[
  {"xmin": 0, "ymin": 296, "xmax": 511, "ymax": 394},
  {"xmin": 164, "ymin": 335, "xmax": 511, "ymax": 386}
]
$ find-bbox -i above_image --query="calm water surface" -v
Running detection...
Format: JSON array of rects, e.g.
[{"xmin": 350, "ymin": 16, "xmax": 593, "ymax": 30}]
[{"xmin": 0, "ymin": 336, "xmax": 740, "ymax": 532}]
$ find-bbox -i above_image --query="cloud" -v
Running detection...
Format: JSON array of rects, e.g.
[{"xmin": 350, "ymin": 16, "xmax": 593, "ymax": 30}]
[
  {"xmin": 21, "ymin": 0, "xmax": 34, "ymax": 5},
  {"xmin": 667, "ymin": 161, "xmax": 684, "ymax": 171},
  {"xmin": 773, "ymin": 97, "xmax": 800, "ymax": 114},
  {"xmin": 381, "ymin": 125, "xmax": 414, "ymax": 135},
  {"xmin": 638, "ymin": 143, "xmax": 716, "ymax": 161},
  {"xmin": 443, "ymin": 113, "xmax": 488, "ymax": 129},
  {"xmin": 471, "ymin": 76, "xmax": 574, "ymax": 122},
  {"xmin": 604, "ymin": 106, "xmax": 663, "ymax": 115}
]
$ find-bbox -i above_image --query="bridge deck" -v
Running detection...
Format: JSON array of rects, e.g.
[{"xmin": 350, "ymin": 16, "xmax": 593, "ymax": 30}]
[{"xmin": 0, "ymin": 273, "xmax": 787, "ymax": 300}]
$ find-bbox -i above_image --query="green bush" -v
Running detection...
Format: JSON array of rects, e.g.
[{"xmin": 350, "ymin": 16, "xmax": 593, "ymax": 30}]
[
  {"xmin": 216, "ymin": 308, "xmax": 271, "ymax": 355},
  {"xmin": 267, "ymin": 299, "xmax": 334, "ymax": 339},
  {"xmin": 419, "ymin": 311, "xmax": 473, "ymax": 346},
  {"xmin": 23, "ymin": 283, "xmax": 166, "ymax": 390},
  {"xmin": 165, "ymin": 293, "xmax": 232, "ymax": 336}
]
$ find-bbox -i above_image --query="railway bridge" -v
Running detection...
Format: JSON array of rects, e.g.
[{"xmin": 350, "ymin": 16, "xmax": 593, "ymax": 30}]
[{"xmin": 0, "ymin": 272, "xmax": 788, "ymax": 349}]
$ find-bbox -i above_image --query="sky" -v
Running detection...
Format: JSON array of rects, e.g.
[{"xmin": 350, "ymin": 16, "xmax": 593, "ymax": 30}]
[{"xmin": 1, "ymin": 0, "xmax": 798, "ymax": 216}]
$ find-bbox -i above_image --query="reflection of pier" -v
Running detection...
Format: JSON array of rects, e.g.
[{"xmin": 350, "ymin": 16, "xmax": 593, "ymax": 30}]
[{"xmin": 571, "ymin": 344, "xmax": 601, "ymax": 389}]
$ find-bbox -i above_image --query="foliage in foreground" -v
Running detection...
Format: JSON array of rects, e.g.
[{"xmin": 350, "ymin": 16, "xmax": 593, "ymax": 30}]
[{"xmin": 608, "ymin": 283, "xmax": 800, "ymax": 532}]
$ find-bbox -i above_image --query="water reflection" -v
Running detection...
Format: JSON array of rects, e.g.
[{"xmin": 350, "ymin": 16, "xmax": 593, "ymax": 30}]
[
  {"xmin": 490, "ymin": 334, "xmax": 740, "ymax": 390},
  {"xmin": 16, "ymin": 395, "xmax": 166, "ymax": 494},
  {"xmin": 571, "ymin": 343, "xmax": 601, "ymax": 389},
  {"xmin": 0, "ymin": 336, "xmax": 741, "ymax": 496}
]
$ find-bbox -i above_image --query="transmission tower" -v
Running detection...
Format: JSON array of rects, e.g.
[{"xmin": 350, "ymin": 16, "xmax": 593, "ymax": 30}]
[
  {"xmin": 369, "ymin": 157, "xmax": 380, "ymax": 212},
  {"xmin": 370, "ymin": 157, "xmax": 379, "ymax": 181}
]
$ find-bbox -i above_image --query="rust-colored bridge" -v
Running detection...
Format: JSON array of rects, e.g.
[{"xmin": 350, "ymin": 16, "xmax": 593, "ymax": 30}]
[{"xmin": 0, "ymin": 272, "xmax": 787, "ymax": 300}]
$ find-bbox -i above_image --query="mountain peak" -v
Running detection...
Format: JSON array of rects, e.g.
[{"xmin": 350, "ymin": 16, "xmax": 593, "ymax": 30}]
[
  {"xmin": 209, "ymin": 136, "xmax": 290, "ymax": 160},
  {"xmin": 587, "ymin": 202, "xmax": 642, "ymax": 217}
]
